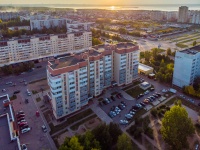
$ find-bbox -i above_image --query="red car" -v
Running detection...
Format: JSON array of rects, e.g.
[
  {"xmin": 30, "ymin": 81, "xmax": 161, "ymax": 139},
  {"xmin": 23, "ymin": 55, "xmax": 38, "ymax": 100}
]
[{"xmin": 19, "ymin": 122, "xmax": 28, "ymax": 127}]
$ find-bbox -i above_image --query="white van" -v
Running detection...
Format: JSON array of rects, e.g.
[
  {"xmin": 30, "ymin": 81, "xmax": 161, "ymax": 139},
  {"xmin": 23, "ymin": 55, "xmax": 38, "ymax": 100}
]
[{"xmin": 27, "ymin": 89, "xmax": 31, "ymax": 96}]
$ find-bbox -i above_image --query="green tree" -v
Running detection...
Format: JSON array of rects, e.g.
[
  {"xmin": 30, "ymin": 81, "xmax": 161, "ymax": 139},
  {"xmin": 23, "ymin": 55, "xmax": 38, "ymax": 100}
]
[
  {"xmin": 117, "ymin": 133, "xmax": 132, "ymax": 150},
  {"xmin": 109, "ymin": 122, "xmax": 122, "ymax": 144},
  {"xmin": 78, "ymin": 131, "xmax": 101, "ymax": 150},
  {"xmin": 193, "ymin": 41, "xmax": 197, "ymax": 46},
  {"xmin": 92, "ymin": 37, "xmax": 102, "ymax": 46},
  {"xmin": 59, "ymin": 136, "xmax": 84, "ymax": 150},
  {"xmin": 161, "ymin": 104, "xmax": 195, "ymax": 150},
  {"xmin": 92, "ymin": 123, "xmax": 112, "ymax": 150},
  {"xmin": 166, "ymin": 48, "xmax": 172, "ymax": 56}
]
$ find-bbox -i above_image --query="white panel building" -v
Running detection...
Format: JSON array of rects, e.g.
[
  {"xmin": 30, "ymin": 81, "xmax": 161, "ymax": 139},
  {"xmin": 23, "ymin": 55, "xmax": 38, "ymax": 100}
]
[
  {"xmin": 47, "ymin": 43, "xmax": 139, "ymax": 119},
  {"xmin": 0, "ymin": 32, "xmax": 92, "ymax": 66},
  {"xmin": 172, "ymin": 46, "xmax": 200, "ymax": 88}
]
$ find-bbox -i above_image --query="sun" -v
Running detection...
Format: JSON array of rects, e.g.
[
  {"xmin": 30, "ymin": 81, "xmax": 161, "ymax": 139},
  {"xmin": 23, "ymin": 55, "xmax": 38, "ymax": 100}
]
[{"xmin": 110, "ymin": 6, "xmax": 115, "ymax": 10}]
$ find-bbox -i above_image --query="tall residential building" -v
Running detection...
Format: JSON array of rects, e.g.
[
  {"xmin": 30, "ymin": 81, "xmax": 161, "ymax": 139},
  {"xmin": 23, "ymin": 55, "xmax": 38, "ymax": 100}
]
[
  {"xmin": 0, "ymin": 32, "xmax": 92, "ymax": 66},
  {"xmin": 0, "ymin": 12, "xmax": 19, "ymax": 20},
  {"xmin": 150, "ymin": 11, "xmax": 164, "ymax": 21},
  {"xmin": 47, "ymin": 43, "xmax": 139, "ymax": 119},
  {"xmin": 190, "ymin": 11, "xmax": 200, "ymax": 24},
  {"xmin": 178, "ymin": 6, "xmax": 189, "ymax": 23},
  {"xmin": 172, "ymin": 45, "xmax": 200, "ymax": 88}
]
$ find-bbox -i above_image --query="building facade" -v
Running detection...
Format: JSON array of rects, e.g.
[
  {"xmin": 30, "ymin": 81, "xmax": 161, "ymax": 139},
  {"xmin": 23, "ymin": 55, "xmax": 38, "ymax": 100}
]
[
  {"xmin": 172, "ymin": 46, "xmax": 200, "ymax": 88},
  {"xmin": 0, "ymin": 32, "xmax": 92, "ymax": 66},
  {"xmin": 47, "ymin": 43, "xmax": 139, "ymax": 119},
  {"xmin": 178, "ymin": 6, "xmax": 189, "ymax": 23}
]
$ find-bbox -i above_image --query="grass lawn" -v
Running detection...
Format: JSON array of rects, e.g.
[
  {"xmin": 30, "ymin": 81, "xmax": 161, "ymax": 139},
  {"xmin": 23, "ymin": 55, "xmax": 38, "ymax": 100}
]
[
  {"xmin": 70, "ymin": 114, "xmax": 97, "ymax": 131},
  {"xmin": 176, "ymin": 43, "xmax": 188, "ymax": 48},
  {"xmin": 122, "ymin": 81, "xmax": 141, "ymax": 91},
  {"xmin": 49, "ymin": 108, "xmax": 94, "ymax": 135},
  {"xmin": 43, "ymin": 110, "xmax": 52, "ymax": 123},
  {"xmin": 126, "ymin": 86, "xmax": 146, "ymax": 98},
  {"xmin": 36, "ymin": 97, "xmax": 41, "ymax": 102},
  {"xmin": 32, "ymin": 90, "xmax": 38, "ymax": 94}
]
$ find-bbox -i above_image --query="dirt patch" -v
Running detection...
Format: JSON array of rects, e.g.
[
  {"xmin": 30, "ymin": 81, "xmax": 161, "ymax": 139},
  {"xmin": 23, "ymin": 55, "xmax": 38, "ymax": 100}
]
[
  {"xmin": 28, "ymin": 79, "xmax": 49, "ymax": 92},
  {"xmin": 85, "ymin": 118, "xmax": 101, "ymax": 130}
]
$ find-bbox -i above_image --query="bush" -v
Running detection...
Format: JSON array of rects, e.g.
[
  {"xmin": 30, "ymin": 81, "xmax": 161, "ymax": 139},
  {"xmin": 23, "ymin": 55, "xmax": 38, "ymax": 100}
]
[
  {"xmin": 151, "ymin": 108, "xmax": 158, "ymax": 117},
  {"xmin": 144, "ymin": 127, "xmax": 154, "ymax": 139},
  {"xmin": 133, "ymin": 127, "xmax": 143, "ymax": 139},
  {"xmin": 10, "ymin": 95, "xmax": 17, "ymax": 100}
]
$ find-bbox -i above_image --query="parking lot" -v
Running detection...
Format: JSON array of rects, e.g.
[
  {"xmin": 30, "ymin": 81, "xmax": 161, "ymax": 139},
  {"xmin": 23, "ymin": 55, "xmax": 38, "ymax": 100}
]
[
  {"xmin": 0, "ymin": 75, "xmax": 55, "ymax": 150},
  {"xmin": 99, "ymin": 85, "xmax": 164, "ymax": 126}
]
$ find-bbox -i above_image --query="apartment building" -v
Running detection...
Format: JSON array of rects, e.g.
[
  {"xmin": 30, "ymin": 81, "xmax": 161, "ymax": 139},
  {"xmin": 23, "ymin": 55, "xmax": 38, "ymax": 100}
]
[
  {"xmin": 172, "ymin": 45, "xmax": 200, "ymax": 88},
  {"xmin": 190, "ymin": 11, "xmax": 200, "ymax": 24},
  {"xmin": 30, "ymin": 15, "xmax": 67, "ymax": 30},
  {"xmin": 0, "ymin": 12, "xmax": 19, "ymax": 20},
  {"xmin": 47, "ymin": 43, "xmax": 139, "ymax": 119},
  {"xmin": 0, "ymin": 32, "xmax": 92, "ymax": 66},
  {"xmin": 178, "ymin": 6, "xmax": 189, "ymax": 23}
]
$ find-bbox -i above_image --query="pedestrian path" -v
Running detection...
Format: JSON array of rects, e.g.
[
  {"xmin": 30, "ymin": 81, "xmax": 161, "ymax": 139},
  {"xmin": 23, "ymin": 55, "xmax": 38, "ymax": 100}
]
[{"xmin": 90, "ymin": 104, "xmax": 113, "ymax": 125}]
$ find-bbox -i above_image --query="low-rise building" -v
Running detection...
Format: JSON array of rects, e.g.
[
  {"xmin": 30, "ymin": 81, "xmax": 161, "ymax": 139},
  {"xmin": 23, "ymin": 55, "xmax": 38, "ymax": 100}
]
[
  {"xmin": 138, "ymin": 63, "xmax": 154, "ymax": 75},
  {"xmin": 0, "ymin": 94, "xmax": 21, "ymax": 150}
]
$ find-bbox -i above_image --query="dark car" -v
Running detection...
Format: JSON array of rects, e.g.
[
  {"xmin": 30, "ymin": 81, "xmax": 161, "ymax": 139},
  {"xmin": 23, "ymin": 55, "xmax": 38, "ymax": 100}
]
[
  {"xmin": 21, "ymin": 124, "xmax": 29, "ymax": 130},
  {"xmin": 140, "ymin": 102, "xmax": 146, "ymax": 106},
  {"xmin": 36, "ymin": 65, "xmax": 42, "ymax": 68},
  {"xmin": 13, "ymin": 90, "xmax": 20, "ymax": 94},
  {"xmin": 110, "ymin": 96, "xmax": 116, "ymax": 101}
]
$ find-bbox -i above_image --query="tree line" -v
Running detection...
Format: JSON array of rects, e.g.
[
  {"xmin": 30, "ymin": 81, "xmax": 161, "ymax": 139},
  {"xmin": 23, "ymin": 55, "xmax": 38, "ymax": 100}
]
[
  {"xmin": 183, "ymin": 77, "xmax": 200, "ymax": 98},
  {"xmin": 0, "ymin": 62, "xmax": 34, "ymax": 75},
  {"xmin": 59, "ymin": 123, "xmax": 133, "ymax": 150}
]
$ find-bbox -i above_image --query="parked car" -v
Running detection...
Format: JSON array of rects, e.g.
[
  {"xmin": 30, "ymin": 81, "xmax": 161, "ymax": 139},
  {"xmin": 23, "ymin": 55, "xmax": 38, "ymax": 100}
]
[
  {"xmin": 21, "ymin": 127, "xmax": 31, "ymax": 134},
  {"xmin": 21, "ymin": 125, "xmax": 29, "ymax": 130},
  {"xmin": 17, "ymin": 117, "xmax": 25, "ymax": 121},
  {"xmin": 6, "ymin": 81, "xmax": 12, "ymax": 85},
  {"xmin": 140, "ymin": 102, "xmax": 146, "ymax": 106},
  {"xmin": 17, "ymin": 111, "xmax": 24, "ymax": 115},
  {"xmin": 144, "ymin": 90, "xmax": 150, "ymax": 95},
  {"xmin": 19, "ymin": 122, "xmax": 28, "ymax": 127},
  {"xmin": 110, "ymin": 96, "xmax": 116, "ymax": 101},
  {"xmin": 36, "ymin": 65, "xmax": 42, "ymax": 68},
  {"xmin": 17, "ymin": 114, "xmax": 25, "ymax": 118},
  {"xmin": 42, "ymin": 125, "xmax": 47, "ymax": 132},
  {"xmin": 2, "ymin": 89, "xmax": 6, "ymax": 92},
  {"xmin": 13, "ymin": 90, "xmax": 20, "ymax": 94},
  {"xmin": 119, "ymin": 120, "xmax": 128, "ymax": 125},
  {"xmin": 18, "ymin": 120, "xmax": 26, "ymax": 124},
  {"xmin": 150, "ymin": 88, "xmax": 155, "ymax": 91}
]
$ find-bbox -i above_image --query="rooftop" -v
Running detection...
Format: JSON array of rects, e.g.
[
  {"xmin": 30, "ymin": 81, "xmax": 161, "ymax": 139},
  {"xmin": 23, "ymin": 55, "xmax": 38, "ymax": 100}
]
[
  {"xmin": 180, "ymin": 45, "xmax": 200, "ymax": 55},
  {"xmin": 116, "ymin": 43, "xmax": 136, "ymax": 49},
  {"xmin": 139, "ymin": 63, "xmax": 153, "ymax": 71},
  {"xmin": 50, "ymin": 55, "xmax": 85, "ymax": 69},
  {"xmin": 0, "ymin": 116, "xmax": 19, "ymax": 150}
]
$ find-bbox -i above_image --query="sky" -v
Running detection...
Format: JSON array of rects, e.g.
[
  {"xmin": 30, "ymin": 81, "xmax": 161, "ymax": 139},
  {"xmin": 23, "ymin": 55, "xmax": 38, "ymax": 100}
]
[{"xmin": 0, "ymin": 0, "xmax": 199, "ymax": 5}]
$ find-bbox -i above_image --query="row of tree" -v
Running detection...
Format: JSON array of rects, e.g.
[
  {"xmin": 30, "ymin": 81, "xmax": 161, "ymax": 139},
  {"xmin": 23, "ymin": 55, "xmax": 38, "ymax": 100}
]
[
  {"xmin": 1, "ymin": 26, "xmax": 67, "ymax": 38},
  {"xmin": 0, "ymin": 62, "xmax": 34, "ymax": 75},
  {"xmin": 0, "ymin": 17, "xmax": 29, "ymax": 30},
  {"xmin": 59, "ymin": 123, "xmax": 133, "ymax": 150}
]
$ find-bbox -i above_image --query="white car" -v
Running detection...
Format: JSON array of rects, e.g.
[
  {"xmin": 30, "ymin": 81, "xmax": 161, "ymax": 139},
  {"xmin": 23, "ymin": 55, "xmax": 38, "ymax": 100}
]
[
  {"xmin": 2, "ymin": 89, "xmax": 6, "ymax": 92},
  {"xmin": 6, "ymin": 81, "xmax": 12, "ymax": 85},
  {"xmin": 21, "ymin": 127, "xmax": 31, "ymax": 134},
  {"xmin": 162, "ymin": 89, "xmax": 168, "ymax": 93},
  {"xmin": 119, "ymin": 120, "xmax": 128, "ymax": 125}
]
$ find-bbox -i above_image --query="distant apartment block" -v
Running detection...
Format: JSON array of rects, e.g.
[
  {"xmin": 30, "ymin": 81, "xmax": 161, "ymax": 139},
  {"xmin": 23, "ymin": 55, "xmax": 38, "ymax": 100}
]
[
  {"xmin": 0, "ymin": 32, "xmax": 92, "ymax": 66},
  {"xmin": 0, "ymin": 12, "xmax": 19, "ymax": 20},
  {"xmin": 47, "ymin": 43, "xmax": 139, "ymax": 119},
  {"xmin": 30, "ymin": 15, "xmax": 67, "ymax": 31},
  {"xmin": 173, "ymin": 45, "xmax": 200, "ymax": 88},
  {"xmin": 150, "ymin": 11, "xmax": 164, "ymax": 21},
  {"xmin": 178, "ymin": 6, "xmax": 189, "ymax": 23},
  {"xmin": 29, "ymin": 14, "xmax": 93, "ymax": 32},
  {"xmin": 190, "ymin": 11, "xmax": 200, "ymax": 24}
]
